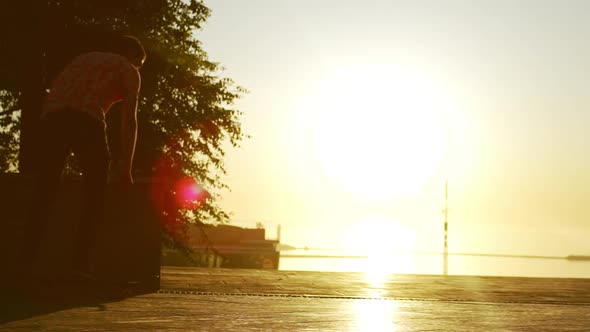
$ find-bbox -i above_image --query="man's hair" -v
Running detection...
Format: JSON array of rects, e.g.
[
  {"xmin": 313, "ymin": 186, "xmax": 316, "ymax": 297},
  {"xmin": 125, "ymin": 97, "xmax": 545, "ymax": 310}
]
[{"xmin": 114, "ymin": 35, "xmax": 146, "ymax": 64}]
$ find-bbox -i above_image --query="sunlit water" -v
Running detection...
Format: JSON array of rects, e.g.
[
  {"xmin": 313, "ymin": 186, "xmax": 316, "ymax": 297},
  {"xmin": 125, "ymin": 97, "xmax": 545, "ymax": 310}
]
[{"xmin": 279, "ymin": 250, "xmax": 590, "ymax": 278}]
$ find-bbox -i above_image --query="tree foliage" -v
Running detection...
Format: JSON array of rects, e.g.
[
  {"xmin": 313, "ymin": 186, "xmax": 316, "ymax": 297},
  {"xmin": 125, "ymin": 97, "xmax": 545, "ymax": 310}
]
[
  {"xmin": 0, "ymin": 91, "xmax": 20, "ymax": 171},
  {"xmin": 0, "ymin": 1, "xmax": 246, "ymax": 241}
]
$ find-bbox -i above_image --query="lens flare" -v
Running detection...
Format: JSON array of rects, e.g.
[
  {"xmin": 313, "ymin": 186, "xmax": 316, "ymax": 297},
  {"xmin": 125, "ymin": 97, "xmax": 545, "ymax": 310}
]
[{"xmin": 174, "ymin": 177, "xmax": 209, "ymax": 209}]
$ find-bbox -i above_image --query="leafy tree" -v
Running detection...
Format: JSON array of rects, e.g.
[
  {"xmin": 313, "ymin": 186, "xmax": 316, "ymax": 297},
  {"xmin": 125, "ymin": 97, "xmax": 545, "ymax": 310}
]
[
  {"xmin": 0, "ymin": 1, "xmax": 246, "ymax": 245},
  {"xmin": 0, "ymin": 91, "xmax": 20, "ymax": 171}
]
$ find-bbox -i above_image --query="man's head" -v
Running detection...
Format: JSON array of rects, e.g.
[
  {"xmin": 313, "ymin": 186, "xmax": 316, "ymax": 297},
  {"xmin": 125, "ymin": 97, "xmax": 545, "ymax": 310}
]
[{"xmin": 114, "ymin": 35, "xmax": 146, "ymax": 69}]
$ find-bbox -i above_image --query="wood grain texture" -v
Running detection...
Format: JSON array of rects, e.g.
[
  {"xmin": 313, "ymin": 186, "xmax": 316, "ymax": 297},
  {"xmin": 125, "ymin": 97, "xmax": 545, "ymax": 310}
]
[{"xmin": 2, "ymin": 266, "xmax": 589, "ymax": 331}]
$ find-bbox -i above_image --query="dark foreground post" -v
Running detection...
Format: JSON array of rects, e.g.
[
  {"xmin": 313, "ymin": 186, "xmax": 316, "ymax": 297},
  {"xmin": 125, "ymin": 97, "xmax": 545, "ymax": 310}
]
[{"xmin": 0, "ymin": 173, "xmax": 163, "ymax": 295}]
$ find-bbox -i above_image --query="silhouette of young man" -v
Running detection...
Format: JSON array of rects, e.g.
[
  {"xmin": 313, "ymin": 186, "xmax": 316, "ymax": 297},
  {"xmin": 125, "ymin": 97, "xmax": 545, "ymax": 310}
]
[{"xmin": 22, "ymin": 35, "xmax": 146, "ymax": 278}]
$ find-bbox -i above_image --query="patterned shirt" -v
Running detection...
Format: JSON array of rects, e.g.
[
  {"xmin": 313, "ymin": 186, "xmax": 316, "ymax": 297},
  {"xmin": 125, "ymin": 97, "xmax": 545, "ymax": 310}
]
[{"xmin": 42, "ymin": 52, "xmax": 140, "ymax": 125}]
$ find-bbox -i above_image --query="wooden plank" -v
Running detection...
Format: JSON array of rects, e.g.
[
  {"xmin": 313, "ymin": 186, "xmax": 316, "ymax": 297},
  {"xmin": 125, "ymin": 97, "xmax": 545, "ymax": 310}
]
[
  {"xmin": 2, "ymin": 292, "xmax": 590, "ymax": 331},
  {"xmin": 160, "ymin": 267, "xmax": 590, "ymax": 304},
  {"xmin": 2, "ymin": 267, "xmax": 589, "ymax": 331}
]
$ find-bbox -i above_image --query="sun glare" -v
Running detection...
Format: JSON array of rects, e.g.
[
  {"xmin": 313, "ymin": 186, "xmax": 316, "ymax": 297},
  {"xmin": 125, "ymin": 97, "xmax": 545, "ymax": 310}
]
[
  {"xmin": 345, "ymin": 216, "xmax": 417, "ymax": 277},
  {"xmin": 304, "ymin": 64, "xmax": 456, "ymax": 201}
]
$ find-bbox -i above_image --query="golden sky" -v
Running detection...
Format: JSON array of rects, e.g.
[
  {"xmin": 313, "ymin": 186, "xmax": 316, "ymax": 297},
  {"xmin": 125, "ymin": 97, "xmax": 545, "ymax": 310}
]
[{"xmin": 197, "ymin": 0, "xmax": 590, "ymax": 256}]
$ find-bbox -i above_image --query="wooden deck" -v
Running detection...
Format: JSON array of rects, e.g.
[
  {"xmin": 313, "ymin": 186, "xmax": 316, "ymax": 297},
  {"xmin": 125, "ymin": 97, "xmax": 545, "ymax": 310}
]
[{"xmin": 2, "ymin": 266, "xmax": 590, "ymax": 331}]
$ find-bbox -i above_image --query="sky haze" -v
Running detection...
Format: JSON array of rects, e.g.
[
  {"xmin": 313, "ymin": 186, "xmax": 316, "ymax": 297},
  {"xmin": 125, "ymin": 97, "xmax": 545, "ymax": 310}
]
[{"xmin": 196, "ymin": 0, "xmax": 590, "ymax": 256}]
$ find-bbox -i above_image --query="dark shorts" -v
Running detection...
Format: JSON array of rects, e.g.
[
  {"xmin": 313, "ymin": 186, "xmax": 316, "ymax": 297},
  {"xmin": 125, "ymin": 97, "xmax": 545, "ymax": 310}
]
[{"xmin": 38, "ymin": 109, "xmax": 110, "ymax": 180}]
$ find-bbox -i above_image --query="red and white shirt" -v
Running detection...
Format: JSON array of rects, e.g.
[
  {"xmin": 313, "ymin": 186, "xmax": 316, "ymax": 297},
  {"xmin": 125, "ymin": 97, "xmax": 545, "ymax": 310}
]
[{"xmin": 42, "ymin": 51, "xmax": 140, "ymax": 124}]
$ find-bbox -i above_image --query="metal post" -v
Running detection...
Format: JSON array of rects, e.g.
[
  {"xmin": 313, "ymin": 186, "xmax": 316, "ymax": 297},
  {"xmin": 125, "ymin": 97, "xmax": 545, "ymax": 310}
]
[{"xmin": 443, "ymin": 180, "xmax": 449, "ymax": 275}]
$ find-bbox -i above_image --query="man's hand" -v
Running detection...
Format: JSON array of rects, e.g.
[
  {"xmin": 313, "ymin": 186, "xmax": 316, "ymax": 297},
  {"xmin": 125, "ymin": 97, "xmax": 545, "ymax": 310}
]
[
  {"xmin": 117, "ymin": 171, "xmax": 134, "ymax": 193},
  {"xmin": 119, "ymin": 172, "xmax": 134, "ymax": 186}
]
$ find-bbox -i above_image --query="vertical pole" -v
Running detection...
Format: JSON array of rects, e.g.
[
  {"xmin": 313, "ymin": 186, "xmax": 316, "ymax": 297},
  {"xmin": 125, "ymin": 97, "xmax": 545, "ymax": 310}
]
[
  {"xmin": 443, "ymin": 180, "xmax": 449, "ymax": 275},
  {"xmin": 277, "ymin": 224, "xmax": 282, "ymax": 242}
]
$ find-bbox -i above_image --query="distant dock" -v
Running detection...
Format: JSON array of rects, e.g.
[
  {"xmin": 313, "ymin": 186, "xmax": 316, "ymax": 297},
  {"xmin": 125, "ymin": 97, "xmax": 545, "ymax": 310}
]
[{"xmin": 567, "ymin": 255, "xmax": 590, "ymax": 261}]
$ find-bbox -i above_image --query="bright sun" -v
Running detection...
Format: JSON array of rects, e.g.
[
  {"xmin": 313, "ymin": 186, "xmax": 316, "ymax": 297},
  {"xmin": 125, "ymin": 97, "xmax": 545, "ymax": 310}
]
[{"xmin": 305, "ymin": 64, "xmax": 455, "ymax": 201}]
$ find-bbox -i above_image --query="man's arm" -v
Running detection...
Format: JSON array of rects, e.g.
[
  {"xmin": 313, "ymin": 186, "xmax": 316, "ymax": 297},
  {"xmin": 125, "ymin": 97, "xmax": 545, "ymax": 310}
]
[{"xmin": 119, "ymin": 93, "xmax": 138, "ymax": 184}]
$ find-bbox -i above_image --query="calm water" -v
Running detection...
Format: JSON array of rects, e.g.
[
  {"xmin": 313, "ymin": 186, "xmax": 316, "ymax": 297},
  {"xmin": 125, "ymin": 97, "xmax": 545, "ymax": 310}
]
[{"xmin": 279, "ymin": 250, "xmax": 590, "ymax": 278}]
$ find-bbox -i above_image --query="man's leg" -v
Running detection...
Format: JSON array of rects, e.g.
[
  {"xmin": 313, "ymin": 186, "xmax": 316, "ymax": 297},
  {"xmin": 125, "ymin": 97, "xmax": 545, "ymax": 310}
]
[
  {"xmin": 71, "ymin": 114, "xmax": 110, "ymax": 274},
  {"xmin": 20, "ymin": 114, "xmax": 69, "ymax": 275}
]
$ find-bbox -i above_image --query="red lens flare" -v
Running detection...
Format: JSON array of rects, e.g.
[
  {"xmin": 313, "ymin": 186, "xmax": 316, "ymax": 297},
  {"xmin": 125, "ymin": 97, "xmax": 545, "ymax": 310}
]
[{"xmin": 174, "ymin": 176, "xmax": 210, "ymax": 209}]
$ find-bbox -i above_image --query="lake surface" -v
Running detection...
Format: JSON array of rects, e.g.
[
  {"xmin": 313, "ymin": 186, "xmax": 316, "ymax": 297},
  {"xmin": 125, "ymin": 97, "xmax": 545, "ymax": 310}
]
[{"xmin": 279, "ymin": 250, "xmax": 590, "ymax": 278}]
